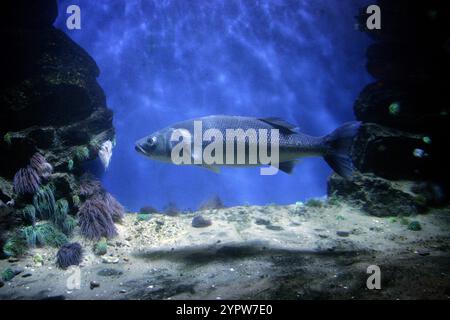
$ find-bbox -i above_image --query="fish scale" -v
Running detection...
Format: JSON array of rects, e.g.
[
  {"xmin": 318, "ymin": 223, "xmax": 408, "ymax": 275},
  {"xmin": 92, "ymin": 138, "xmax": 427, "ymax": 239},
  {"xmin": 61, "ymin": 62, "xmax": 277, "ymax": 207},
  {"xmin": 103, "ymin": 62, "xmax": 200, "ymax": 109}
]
[{"xmin": 135, "ymin": 115, "xmax": 360, "ymax": 177}]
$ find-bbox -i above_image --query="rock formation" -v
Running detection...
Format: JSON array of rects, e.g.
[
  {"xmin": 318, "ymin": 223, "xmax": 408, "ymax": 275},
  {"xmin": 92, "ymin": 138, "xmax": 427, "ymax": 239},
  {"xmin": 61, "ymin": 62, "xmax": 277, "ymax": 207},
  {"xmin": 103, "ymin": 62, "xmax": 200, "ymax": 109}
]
[
  {"xmin": 0, "ymin": 0, "xmax": 116, "ymax": 254},
  {"xmin": 328, "ymin": 0, "xmax": 449, "ymax": 215}
]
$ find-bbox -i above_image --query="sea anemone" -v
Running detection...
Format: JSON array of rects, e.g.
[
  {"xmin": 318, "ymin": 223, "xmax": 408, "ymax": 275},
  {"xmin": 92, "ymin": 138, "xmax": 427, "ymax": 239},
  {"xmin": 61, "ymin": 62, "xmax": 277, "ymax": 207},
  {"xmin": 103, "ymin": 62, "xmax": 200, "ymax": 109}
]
[
  {"xmin": 103, "ymin": 192, "xmax": 125, "ymax": 222},
  {"xmin": 53, "ymin": 199, "xmax": 77, "ymax": 236},
  {"xmin": 31, "ymin": 223, "xmax": 68, "ymax": 247},
  {"xmin": 29, "ymin": 153, "xmax": 53, "ymax": 179},
  {"xmin": 93, "ymin": 238, "xmax": 108, "ymax": 256},
  {"xmin": 20, "ymin": 205, "xmax": 36, "ymax": 226},
  {"xmin": 78, "ymin": 196, "xmax": 117, "ymax": 240},
  {"xmin": 13, "ymin": 166, "xmax": 41, "ymax": 195},
  {"xmin": 33, "ymin": 185, "xmax": 56, "ymax": 220},
  {"xmin": 3, "ymin": 223, "xmax": 68, "ymax": 257},
  {"xmin": 61, "ymin": 215, "xmax": 77, "ymax": 236},
  {"xmin": 2, "ymin": 232, "xmax": 28, "ymax": 257},
  {"xmin": 79, "ymin": 174, "xmax": 103, "ymax": 197},
  {"xmin": 74, "ymin": 146, "xmax": 90, "ymax": 161},
  {"xmin": 54, "ymin": 199, "xmax": 69, "ymax": 228},
  {"xmin": 56, "ymin": 242, "xmax": 83, "ymax": 269}
]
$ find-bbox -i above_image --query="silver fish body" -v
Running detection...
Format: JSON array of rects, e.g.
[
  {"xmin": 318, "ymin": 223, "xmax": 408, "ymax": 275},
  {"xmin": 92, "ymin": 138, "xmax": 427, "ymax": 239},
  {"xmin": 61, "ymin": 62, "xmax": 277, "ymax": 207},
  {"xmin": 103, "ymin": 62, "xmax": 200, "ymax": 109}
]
[{"xmin": 135, "ymin": 115, "xmax": 360, "ymax": 177}]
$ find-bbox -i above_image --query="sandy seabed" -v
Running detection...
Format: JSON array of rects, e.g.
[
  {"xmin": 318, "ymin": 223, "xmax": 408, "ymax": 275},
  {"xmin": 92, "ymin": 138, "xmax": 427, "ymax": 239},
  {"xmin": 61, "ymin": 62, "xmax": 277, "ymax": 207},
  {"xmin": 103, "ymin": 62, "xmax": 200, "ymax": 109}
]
[{"xmin": 1, "ymin": 202, "xmax": 449, "ymax": 300}]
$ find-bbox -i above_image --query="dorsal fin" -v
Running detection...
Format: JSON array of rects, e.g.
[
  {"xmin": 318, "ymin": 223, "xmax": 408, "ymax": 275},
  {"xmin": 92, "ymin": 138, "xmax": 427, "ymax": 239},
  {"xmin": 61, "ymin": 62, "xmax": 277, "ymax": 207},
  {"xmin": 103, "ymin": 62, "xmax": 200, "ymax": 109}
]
[{"xmin": 258, "ymin": 117, "xmax": 298, "ymax": 134}]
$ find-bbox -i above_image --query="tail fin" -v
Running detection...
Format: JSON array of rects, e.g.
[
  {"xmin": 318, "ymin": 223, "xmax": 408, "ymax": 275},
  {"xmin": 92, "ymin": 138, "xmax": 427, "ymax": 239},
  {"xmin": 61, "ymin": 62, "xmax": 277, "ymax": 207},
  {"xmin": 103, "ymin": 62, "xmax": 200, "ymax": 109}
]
[{"xmin": 323, "ymin": 121, "xmax": 360, "ymax": 179}]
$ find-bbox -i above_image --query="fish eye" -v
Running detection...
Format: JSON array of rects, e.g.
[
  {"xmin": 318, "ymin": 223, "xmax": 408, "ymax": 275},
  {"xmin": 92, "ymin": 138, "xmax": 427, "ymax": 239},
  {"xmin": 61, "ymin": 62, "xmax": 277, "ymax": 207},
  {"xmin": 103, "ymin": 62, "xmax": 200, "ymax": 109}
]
[{"xmin": 148, "ymin": 136, "xmax": 157, "ymax": 145}]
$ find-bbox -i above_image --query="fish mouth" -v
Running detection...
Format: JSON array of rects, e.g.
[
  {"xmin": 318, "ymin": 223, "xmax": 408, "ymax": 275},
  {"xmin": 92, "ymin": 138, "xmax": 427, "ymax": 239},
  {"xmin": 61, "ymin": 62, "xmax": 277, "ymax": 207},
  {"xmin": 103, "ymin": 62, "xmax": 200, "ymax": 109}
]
[{"xmin": 135, "ymin": 144, "xmax": 146, "ymax": 155}]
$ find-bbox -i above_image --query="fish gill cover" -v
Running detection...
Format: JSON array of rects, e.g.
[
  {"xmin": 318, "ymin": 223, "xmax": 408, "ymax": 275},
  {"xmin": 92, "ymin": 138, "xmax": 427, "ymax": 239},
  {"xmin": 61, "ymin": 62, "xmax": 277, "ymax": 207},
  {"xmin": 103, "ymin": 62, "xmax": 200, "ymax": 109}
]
[{"xmin": 55, "ymin": 0, "xmax": 372, "ymax": 211}]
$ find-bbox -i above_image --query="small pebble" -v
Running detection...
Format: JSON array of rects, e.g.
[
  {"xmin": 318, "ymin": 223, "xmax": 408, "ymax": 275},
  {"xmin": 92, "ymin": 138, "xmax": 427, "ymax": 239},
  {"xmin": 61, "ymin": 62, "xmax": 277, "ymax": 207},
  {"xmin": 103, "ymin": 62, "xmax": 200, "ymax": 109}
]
[
  {"xmin": 90, "ymin": 281, "xmax": 100, "ymax": 290},
  {"xmin": 265, "ymin": 225, "xmax": 283, "ymax": 231},
  {"xmin": 336, "ymin": 231, "xmax": 350, "ymax": 237},
  {"xmin": 255, "ymin": 218, "xmax": 271, "ymax": 226},
  {"xmin": 192, "ymin": 215, "xmax": 212, "ymax": 228},
  {"xmin": 102, "ymin": 256, "xmax": 119, "ymax": 264}
]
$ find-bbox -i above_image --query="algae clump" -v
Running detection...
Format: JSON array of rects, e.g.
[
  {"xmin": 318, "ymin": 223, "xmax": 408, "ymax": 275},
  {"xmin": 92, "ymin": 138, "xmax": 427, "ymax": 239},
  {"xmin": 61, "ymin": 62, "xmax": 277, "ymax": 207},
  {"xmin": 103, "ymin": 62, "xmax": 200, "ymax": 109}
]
[
  {"xmin": 1, "ymin": 268, "xmax": 15, "ymax": 281},
  {"xmin": 408, "ymin": 221, "xmax": 422, "ymax": 231},
  {"xmin": 306, "ymin": 199, "xmax": 323, "ymax": 208},
  {"xmin": 94, "ymin": 238, "xmax": 108, "ymax": 256}
]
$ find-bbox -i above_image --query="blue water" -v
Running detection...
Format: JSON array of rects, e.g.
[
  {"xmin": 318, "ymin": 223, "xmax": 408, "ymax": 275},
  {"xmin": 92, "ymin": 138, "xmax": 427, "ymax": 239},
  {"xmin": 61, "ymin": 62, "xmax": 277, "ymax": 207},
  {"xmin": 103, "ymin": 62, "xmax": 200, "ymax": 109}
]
[{"xmin": 55, "ymin": 0, "xmax": 372, "ymax": 211}]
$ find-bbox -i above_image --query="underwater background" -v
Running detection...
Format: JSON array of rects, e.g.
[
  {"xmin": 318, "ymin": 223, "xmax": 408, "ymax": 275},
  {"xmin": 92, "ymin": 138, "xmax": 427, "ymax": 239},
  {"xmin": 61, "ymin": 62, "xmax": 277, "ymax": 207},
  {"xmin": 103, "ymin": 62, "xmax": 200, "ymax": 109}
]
[
  {"xmin": 2, "ymin": 0, "xmax": 450, "ymax": 301},
  {"xmin": 55, "ymin": 0, "xmax": 373, "ymax": 211}
]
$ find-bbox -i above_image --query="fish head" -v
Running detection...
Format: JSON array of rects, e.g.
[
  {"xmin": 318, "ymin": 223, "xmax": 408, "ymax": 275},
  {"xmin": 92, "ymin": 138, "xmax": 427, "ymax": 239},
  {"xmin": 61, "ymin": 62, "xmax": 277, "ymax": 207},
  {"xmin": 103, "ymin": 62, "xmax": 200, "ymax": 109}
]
[{"xmin": 135, "ymin": 128, "xmax": 173, "ymax": 162}]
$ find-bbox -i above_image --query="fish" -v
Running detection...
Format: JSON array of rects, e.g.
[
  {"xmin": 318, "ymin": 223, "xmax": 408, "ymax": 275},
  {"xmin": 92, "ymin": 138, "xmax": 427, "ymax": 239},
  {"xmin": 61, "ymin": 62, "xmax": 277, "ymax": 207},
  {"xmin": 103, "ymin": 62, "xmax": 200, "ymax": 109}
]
[{"xmin": 135, "ymin": 115, "xmax": 360, "ymax": 178}]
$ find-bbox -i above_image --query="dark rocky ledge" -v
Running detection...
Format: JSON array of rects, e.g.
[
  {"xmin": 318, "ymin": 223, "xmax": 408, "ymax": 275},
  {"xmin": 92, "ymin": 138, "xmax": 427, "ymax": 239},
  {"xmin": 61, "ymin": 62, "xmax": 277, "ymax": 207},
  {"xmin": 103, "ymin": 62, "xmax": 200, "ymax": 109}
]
[
  {"xmin": 0, "ymin": 1, "xmax": 115, "ymax": 252},
  {"xmin": 329, "ymin": 0, "xmax": 450, "ymax": 216}
]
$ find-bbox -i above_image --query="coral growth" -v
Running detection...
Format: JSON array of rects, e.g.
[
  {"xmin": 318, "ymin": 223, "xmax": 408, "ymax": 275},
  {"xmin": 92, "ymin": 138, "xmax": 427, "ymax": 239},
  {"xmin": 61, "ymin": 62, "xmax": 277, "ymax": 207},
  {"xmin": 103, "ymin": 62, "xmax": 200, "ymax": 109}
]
[
  {"xmin": 13, "ymin": 166, "xmax": 41, "ymax": 195},
  {"xmin": 56, "ymin": 242, "xmax": 83, "ymax": 269},
  {"xmin": 78, "ymin": 196, "xmax": 118, "ymax": 240},
  {"xmin": 29, "ymin": 153, "xmax": 53, "ymax": 179}
]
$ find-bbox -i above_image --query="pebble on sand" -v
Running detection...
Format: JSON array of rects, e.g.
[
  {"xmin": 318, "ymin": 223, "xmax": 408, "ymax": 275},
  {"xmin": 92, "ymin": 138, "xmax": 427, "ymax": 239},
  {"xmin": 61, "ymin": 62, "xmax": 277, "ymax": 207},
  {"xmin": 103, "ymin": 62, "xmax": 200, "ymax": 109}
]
[{"xmin": 192, "ymin": 215, "xmax": 212, "ymax": 228}]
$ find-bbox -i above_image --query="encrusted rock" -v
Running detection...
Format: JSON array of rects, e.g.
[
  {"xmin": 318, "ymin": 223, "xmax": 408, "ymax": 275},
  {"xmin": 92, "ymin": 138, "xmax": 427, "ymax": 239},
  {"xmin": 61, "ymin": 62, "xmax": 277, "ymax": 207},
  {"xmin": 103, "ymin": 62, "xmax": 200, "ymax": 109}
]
[
  {"xmin": 327, "ymin": 173, "xmax": 426, "ymax": 216},
  {"xmin": 354, "ymin": 82, "xmax": 448, "ymax": 131},
  {"xmin": 351, "ymin": 123, "xmax": 427, "ymax": 180},
  {"xmin": 0, "ymin": 0, "xmax": 115, "ymax": 196}
]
